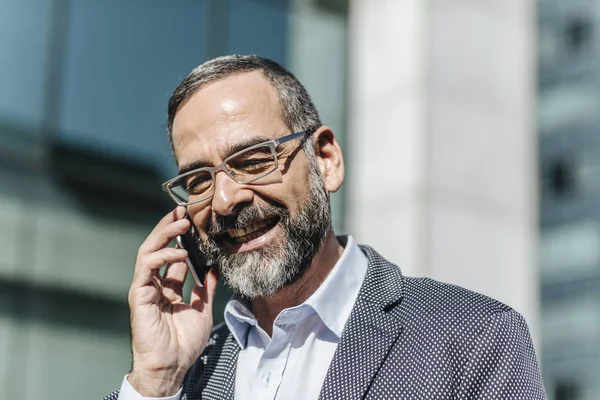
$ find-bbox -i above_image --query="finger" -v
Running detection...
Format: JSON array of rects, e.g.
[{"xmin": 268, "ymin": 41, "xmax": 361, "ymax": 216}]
[
  {"xmin": 161, "ymin": 272, "xmax": 184, "ymax": 303},
  {"xmin": 190, "ymin": 268, "xmax": 219, "ymax": 313},
  {"xmin": 132, "ymin": 247, "xmax": 188, "ymax": 288},
  {"xmin": 148, "ymin": 206, "xmax": 187, "ymax": 237},
  {"xmin": 160, "ymin": 261, "xmax": 188, "ymax": 302},
  {"xmin": 138, "ymin": 206, "xmax": 188, "ymax": 252},
  {"xmin": 163, "ymin": 259, "xmax": 188, "ymax": 283},
  {"xmin": 154, "ymin": 206, "xmax": 185, "ymax": 230},
  {"xmin": 139, "ymin": 216, "xmax": 190, "ymax": 256},
  {"xmin": 205, "ymin": 267, "xmax": 219, "ymax": 297}
]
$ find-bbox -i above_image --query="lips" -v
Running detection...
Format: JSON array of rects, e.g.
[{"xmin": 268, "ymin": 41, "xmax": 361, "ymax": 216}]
[{"xmin": 226, "ymin": 217, "xmax": 278, "ymax": 244}]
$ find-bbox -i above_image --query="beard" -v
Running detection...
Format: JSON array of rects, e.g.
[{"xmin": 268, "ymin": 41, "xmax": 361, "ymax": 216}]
[{"xmin": 196, "ymin": 163, "xmax": 332, "ymax": 299}]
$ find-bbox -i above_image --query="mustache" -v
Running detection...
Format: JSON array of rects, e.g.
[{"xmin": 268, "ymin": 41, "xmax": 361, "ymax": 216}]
[{"xmin": 207, "ymin": 201, "xmax": 288, "ymax": 237}]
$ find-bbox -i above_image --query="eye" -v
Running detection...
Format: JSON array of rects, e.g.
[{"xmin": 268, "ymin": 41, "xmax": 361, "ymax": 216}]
[
  {"xmin": 186, "ymin": 172, "xmax": 212, "ymax": 194},
  {"xmin": 226, "ymin": 145, "xmax": 276, "ymax": 176},
  {"xmin": 237, "ymin": 158, "xmax": 272, "ymax": 170}
]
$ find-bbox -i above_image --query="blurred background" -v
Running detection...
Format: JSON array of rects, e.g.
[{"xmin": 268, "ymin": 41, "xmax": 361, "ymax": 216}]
[{"xmin": 0, "ymin": 0, "xmax": 596, "ymax": 398}]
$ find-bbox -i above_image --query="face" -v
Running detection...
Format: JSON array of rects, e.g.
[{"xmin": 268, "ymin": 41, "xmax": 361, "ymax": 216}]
[{"xmin": 171, "ymin": 71, "xmax": 332, "ymax": 298}]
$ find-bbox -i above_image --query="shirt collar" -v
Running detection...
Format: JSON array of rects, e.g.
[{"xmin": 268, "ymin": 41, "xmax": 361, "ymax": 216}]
[{"xmin": 223, "ymin": 235, "xmax": 369, "ymax": 349}]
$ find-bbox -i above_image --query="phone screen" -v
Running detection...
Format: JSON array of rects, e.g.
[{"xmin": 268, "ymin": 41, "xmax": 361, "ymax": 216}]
[{"xmin": 176, "ymin": 215, "xmax": 210, "ymax": 287}]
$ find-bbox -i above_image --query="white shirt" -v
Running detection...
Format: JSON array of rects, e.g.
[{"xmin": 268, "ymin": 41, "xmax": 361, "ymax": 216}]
[{"xmin": 118, "ymin": 235, "xmax": 368, "ymax": 400}]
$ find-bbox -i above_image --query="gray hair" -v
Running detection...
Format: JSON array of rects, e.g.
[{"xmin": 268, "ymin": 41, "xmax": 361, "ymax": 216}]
[{"xmin": 167, "ymin": 54, "xmax": 322, "ymax": 157}]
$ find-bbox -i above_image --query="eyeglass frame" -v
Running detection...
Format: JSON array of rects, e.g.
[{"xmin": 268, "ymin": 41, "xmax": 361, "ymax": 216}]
[{"xmin": 161, "ymin": 129, "xmax": 312, "ymax": 206}]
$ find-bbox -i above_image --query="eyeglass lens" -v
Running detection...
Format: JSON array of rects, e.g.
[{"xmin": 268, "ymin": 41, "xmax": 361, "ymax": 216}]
[{"xmin": 169, "ymin": 144, "xmax": 278, "ymax": 204}]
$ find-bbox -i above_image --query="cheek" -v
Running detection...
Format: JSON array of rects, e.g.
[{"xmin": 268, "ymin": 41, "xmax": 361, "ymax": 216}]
[
  {"xmin": 285, "ymin": 160, "xmax": 314, "ymax": 206},
  {"xmin": 254, "ymin": 170, "xmax": 311, "ymax": 213},
  {"xmin": 188, "ymin": 203, "xmax": 212, "ymax": 238}
]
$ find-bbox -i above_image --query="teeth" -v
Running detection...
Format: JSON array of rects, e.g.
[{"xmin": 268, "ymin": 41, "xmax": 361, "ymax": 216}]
[
  {"xmin": 228, "ymin": 219, "xmax": 274, "ymax": 242},
  {"xmin": 231, "ymin": 228, "xmax": 244, "ymax": 238}
]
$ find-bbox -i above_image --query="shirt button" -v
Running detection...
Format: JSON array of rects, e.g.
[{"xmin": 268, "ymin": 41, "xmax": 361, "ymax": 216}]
[{"xmin": 262, "ymin": 372, "xmax": 271, "ymax": 386}]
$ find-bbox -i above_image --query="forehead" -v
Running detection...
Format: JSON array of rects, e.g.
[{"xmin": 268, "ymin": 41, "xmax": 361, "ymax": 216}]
[{"xmin": 171, "ymin": 71, "xmax": 289, "ymax": 163}]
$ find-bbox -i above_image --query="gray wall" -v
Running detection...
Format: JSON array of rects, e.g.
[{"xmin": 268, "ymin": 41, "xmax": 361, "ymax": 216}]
[{"xmin": 347, "ymin": 0, "xmax": 540, "ymax": 345}]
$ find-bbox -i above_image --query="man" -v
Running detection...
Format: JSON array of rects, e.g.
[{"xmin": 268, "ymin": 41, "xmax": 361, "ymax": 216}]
[{"xmin": 105, "ymin": 55, "xmax": 546, "ymax": 400}]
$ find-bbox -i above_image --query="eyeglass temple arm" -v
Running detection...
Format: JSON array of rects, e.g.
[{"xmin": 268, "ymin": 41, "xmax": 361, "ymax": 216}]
[{"xmin": 274, "ymin": 130, "xmax": 310, "ymax": 146}]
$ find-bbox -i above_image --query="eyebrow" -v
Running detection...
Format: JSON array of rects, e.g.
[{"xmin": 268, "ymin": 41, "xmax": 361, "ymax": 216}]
[{"xmin": 178, "ymin": 135, "xmax": 275, "ymax": 175}]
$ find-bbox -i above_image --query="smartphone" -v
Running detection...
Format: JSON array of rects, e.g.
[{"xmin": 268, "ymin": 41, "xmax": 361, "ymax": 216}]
[{"xmin": 175, "ymin": 214, "xmax": 210, "ymax": 287}]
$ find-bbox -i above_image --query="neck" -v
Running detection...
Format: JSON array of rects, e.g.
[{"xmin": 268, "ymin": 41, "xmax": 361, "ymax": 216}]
[{"xmin": 250, "ymin": 231, "xmax": 344, "ymax": 336}]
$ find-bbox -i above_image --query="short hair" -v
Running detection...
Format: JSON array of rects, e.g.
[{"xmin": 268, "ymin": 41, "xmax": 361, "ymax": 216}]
[{"xmin": 167, "ymin": 54, "xmax": 322, "ymax": 156}]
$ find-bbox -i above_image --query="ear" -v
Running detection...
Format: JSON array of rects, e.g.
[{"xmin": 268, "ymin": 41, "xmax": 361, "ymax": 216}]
[{"xmin": 312, "ymin": 126, "xmax": 345, "ymax": 193}]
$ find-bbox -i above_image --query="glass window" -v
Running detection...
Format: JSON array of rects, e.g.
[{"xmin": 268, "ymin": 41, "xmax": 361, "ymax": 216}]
[
  {"xmin": 0, "ymin": 0, "xmax": 53, "ymax": 127},
  {"xmin": 538, "ymin": 82, "xmax": 600, "ymax": 135},
  {"xmin": 58, "ymin": 1, "xmax": 208, "ymax": 175},
  {"xmin": 539, "ymin": 220, "xmax": 600, "ymax": 277}
]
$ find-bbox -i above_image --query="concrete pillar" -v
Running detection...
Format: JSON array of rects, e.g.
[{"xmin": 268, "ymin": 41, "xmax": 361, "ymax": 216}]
[{"xmin": 347, "ymin": 0, "xmax": 540, "ymax": 343}]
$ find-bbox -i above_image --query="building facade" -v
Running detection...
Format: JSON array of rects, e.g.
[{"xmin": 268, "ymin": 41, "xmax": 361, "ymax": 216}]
[
  {"xmin": 0, "ymin": 1, "xmax": 347, "ymax": 398},
  {"xmin": 0, "ymin": 0, "xmax": 555, "ymax": 398},
  {"xmin": 538, "ymin": 0, "xmax": 600, "ymax": 398}
]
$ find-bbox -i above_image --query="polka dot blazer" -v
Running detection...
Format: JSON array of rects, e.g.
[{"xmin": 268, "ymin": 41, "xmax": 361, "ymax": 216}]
[{"xmin": 105, "ymin": 245, "xmax": 547, "ymax": 399}]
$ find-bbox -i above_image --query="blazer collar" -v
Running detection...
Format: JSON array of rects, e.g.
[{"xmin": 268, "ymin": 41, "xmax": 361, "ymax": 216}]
[
  {"xmin": 198, "ymin": 245, "xmax": 405, "ymax": 400},
  {"xmin": 318, "ymin": 245, "xmax": 405, "ymax": 400},
  {"xmin": 355, "ymin": 245, "xmax": 404, "ymax": 312}
]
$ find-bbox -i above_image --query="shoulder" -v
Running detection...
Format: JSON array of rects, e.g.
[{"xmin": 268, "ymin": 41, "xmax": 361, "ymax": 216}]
[
  {"xmin": 403, "ymin": 276, "xmax": 512, "ymax": 318},
  {"xmin": 394, "ymin": 275, "xmax": 534, "ymax": 369},
  {"xmin": 398, "ymin": 275, "xmax": 534, "ymax": 357},
  {"xmin": 358, "ymin": 246, "xmax": 544, "ymax": 397},
  {"xmin": 360, "ymin": 244, "xmax": 513, "ymax": 319},
  {"xmin": 360, "ymin": 244, "xmax": 521, "ymax": 335}
]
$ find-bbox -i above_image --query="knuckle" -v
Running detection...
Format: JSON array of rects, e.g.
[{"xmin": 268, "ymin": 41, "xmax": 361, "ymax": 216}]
[
  {"xmin": 137, "ymin": 243, "xmax": 150, "ymax": 257},
  {"xmin": 137, "ymin": 253, "xmax": 151, "ymax": 268}
]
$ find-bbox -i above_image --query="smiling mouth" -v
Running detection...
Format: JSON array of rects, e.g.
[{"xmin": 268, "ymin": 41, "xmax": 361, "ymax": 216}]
[{"xmin": 226, "ymin": 217, "xmax": 279, "ymax": 244}]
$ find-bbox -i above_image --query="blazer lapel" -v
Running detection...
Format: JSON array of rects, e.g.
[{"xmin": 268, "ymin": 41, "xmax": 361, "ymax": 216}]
[
  {"xmin": 318, "ymin": 246, "xmax": 405, "ymax": 400},
  {"xmin": 199, "ymin": 330, "xmax": 240, "ymax": 400}
]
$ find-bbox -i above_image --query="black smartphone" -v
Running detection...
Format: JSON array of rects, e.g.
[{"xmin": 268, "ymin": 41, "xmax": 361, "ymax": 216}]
[{"xmin": 175, "ymin": 214, "xmax": 210, "ymax": 287}]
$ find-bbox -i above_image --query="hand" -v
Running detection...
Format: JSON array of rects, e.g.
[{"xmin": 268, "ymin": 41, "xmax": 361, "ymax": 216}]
[{"xmin": 127, "ymin": 206, "xmax": 218, "ymax": 397}]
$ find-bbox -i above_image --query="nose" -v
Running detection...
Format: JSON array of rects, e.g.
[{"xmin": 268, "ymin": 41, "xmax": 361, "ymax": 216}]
[{"xmin": 211, "ymin": 170, "xmax": 254, "ymax": 216}]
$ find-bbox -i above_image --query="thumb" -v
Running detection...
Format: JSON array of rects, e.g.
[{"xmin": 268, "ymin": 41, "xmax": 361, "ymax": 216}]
[{"xmin": 190, "ymin": 268, "xmax": 219, "ymax": 312}]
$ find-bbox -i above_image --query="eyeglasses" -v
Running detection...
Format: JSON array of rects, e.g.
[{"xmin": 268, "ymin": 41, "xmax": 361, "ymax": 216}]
[{"xmin": 162, "ymin": 130, "xmax": 310, "ymax": 206}]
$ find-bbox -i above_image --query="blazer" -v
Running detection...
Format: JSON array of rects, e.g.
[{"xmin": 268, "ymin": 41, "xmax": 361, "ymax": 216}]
[{"xmin": 105, "ymin": 245, "xmax": 547, "ymax": 400}]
